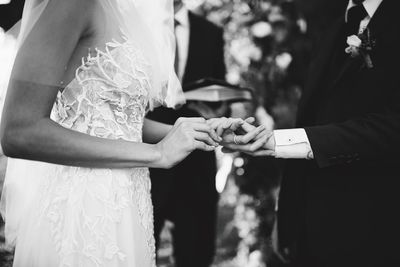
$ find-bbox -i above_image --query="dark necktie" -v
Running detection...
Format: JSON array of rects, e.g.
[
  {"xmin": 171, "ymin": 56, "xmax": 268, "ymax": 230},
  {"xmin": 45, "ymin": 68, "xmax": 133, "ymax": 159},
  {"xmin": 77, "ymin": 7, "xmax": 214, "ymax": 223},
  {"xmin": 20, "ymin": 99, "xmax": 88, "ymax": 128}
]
[
  {"xmin": 346, "ymin": 2, "xmax": 368, "ymax": 35},
  {"xmin": 174, "ymin": 19, "xmax": 180, "ymax": 78}
]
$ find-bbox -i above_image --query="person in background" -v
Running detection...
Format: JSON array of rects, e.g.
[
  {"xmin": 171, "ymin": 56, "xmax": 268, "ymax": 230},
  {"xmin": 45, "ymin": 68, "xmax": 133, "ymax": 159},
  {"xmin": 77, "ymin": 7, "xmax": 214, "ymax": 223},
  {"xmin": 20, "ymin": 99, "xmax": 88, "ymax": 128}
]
[
  {"xmin": 0, "ymin": 0, "xmax": 25, "ymax": 31},
  {"xmin": 147, "ymin": 0, "xmax": 227, "ymax": 266}
]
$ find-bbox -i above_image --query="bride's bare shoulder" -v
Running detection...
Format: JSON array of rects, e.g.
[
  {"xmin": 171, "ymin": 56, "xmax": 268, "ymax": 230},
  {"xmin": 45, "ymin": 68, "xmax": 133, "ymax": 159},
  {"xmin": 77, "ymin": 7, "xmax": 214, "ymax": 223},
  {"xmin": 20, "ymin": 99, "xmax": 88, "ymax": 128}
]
[
  {"xmin": 34, "ymin": 0, "xmax": 102, "ymax": 39},
  {"xmin": 44, "ymin": 0, "xmax": 100, "ymax": 23}
]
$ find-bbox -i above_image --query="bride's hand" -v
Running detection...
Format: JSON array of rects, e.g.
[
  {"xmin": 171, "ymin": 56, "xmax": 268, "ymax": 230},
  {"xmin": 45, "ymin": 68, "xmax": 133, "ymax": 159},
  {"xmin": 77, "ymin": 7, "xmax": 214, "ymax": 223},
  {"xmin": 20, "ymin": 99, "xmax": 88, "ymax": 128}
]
[{"xmin": 154, "ymin": 117, "xmax": 221, "ymax": 169}]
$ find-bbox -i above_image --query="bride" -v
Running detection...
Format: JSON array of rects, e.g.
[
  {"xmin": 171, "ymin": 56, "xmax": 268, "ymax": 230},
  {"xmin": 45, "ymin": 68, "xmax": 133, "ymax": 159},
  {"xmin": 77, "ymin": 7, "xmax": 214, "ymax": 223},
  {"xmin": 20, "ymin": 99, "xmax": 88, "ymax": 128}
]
[{"xmin": 0, "ymin": 0, "xmax": 247, "ymax": 266}]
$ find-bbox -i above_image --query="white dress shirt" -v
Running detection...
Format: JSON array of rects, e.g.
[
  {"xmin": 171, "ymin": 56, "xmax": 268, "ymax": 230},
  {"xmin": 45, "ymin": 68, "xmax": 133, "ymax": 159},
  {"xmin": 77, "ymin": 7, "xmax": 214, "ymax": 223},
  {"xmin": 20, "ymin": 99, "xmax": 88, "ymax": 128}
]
[
  {"xmin": 273, "ymin": 0, "xmax": 383, "ymax": 159},
  {"xmin": 175, "ymin": 7, "xmax": 190, "ymax": 81},
  {"xmin": 346, "ymin": 0, "xmax": 383, "ymax": 34}
]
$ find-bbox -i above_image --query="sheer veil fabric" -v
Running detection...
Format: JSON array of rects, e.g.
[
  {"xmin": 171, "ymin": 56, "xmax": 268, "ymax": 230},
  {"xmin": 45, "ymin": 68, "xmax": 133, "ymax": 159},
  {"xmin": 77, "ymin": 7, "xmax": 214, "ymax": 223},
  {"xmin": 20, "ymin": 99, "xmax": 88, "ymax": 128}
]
[
  {"xmin": 6, "ymin": 0, "xmax": 183, "ymax": 107},
  {"xmin": 0, "ymin": 0, "xmax": 184, "ymax": 265}
]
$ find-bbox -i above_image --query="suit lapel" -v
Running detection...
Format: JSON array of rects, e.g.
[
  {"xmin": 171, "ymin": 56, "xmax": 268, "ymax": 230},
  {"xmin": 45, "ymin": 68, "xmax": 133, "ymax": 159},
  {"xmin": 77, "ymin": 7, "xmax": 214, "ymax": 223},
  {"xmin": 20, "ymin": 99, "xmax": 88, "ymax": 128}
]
[
  {"xmin": 366, "ymin": 0, "xmax": 390, "ymax": 39},
  {"xmin": 325, "ymin": 0, "xmax": 389, "ymax": 94},
  {"xmin": 298, "ymin": 1, "xmax": 390, "ymax": 125},
  {"xmin": 297, "ymin": 19, "xmax": 346, "ymax": 124}
]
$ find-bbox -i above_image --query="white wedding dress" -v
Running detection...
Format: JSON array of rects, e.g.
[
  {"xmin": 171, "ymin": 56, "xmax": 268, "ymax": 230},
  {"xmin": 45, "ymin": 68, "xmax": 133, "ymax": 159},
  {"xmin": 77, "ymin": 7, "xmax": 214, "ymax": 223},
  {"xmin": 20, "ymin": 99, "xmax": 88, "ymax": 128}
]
[
  {"xmin": 9, "ymin": 40, "xmax": 156, "ymax": 267},
  {"xmin": 1, "ymin": 1, "xmax": 182, "ymax": 266}
]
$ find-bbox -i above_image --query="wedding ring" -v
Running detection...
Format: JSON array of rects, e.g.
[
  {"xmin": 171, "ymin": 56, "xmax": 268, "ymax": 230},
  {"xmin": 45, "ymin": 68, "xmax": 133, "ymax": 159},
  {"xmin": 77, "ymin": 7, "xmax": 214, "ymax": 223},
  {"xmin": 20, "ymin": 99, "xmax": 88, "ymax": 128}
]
[{"xmin": 233, "ymin": 134, "xmax": 239, "ymax": 145}]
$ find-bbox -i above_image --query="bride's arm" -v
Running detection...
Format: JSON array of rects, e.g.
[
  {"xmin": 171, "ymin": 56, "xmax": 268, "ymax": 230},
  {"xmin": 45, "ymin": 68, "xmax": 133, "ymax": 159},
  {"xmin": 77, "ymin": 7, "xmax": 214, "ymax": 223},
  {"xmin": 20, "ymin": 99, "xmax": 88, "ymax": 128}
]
[
  {"xmin": 142, "ymin": 119, "xmax": 172, "ymax": 144},
  {"xmin": 0, "ymin": 0, "xmax": 218, "ymax": 169}
]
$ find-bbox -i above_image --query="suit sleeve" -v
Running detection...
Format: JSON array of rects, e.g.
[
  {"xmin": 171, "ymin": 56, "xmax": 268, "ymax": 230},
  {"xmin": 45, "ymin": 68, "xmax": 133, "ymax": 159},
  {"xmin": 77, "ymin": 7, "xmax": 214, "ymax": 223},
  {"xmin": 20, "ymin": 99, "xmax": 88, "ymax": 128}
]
[{"xmin": 305, "ymin": 91, "xmax": 400, "ymax": 168}]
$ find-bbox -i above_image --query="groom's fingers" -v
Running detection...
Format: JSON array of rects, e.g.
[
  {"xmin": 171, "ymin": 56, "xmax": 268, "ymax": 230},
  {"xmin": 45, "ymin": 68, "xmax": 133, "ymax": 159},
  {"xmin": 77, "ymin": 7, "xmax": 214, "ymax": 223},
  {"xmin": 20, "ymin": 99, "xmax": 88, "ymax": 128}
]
[
  {"xmin": 253, "ymin": 129, "xmax": 268, "ymax": 141},
  {"xmin": 240, "ymin": 121, "xmax": 257, "ymax": 133},
  {"xmin": 207, "ymin": 119, "xmax": 223, "ymax": 133},
  {"xmin": 235, "ymin": 125, "xmax": 265, "ymax": 145},
  {"xmin": 221, "ymin": 147, "xmax": 236, "ymax": 153},
  {"xmin": 223, "ymin": 143, "xmax": 254, "ymax": 153},
  {"xmin": 245, "ymin": 117, "xmax": 255, "ymax": 124},
  {"xmin": 248, "ymin": 150, "xmax": 276, "ymax": 157},
  {"xmin": 254, "ymin": 129, "xmax": 273, "ymax": 141},
  {"xmin": 222, "ymin": 144, "xmax": 276, "ymax": 157},
  {"xmin": 222, "ymin": 132, "xmax": 266, "ymax": 152}
]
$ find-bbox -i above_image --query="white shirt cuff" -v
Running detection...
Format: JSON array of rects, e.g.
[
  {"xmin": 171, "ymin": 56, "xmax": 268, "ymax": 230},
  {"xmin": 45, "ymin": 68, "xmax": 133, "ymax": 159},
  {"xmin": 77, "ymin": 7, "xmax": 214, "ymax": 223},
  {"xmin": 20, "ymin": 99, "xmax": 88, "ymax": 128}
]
[{"xmin": 273, "ymin": 129, "xmax": 314, "ymax": 159}]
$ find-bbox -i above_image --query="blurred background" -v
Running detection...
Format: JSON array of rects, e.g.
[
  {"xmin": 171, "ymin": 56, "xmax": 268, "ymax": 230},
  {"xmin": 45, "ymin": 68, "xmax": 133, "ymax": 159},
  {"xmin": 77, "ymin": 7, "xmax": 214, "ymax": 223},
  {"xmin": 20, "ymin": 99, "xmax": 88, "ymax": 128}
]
[{"xmin": 0, "ymin": 0, "xmax": 349, "ymax": 266}]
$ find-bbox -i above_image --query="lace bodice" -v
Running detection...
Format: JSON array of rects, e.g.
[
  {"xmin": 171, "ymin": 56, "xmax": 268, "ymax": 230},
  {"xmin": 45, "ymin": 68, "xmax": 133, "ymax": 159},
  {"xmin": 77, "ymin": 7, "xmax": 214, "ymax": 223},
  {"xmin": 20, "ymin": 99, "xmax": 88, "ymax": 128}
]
[
  {"xmin": 51, "ymin": 39, "xmax": 151, "ymax": 142},
  {"xmin": 39, "ymin": 40, "xmax": 157, "ymax": 266}
]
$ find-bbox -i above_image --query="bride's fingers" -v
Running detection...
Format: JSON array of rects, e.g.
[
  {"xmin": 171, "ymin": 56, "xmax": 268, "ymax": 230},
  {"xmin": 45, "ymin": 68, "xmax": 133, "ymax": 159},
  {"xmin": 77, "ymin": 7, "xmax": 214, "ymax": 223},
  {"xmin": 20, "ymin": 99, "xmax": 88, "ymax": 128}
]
[
  {"xmin": 216, "ymin": 118, "xmax": 244, "ymax": 136},
  {"xmin": 192, "ymin": 123, "xmax": 221, "ymax": 142},
  {"xmin": 227, "ymin": 118, "xmax": 245, "ymax": 132},
  {"xmin": 205, "ymin": 118, "xmax": 220, "ymax": 130},
  {"xmin": 177, "ymin": 117, "xmax": 206, "ymax": 124},
  {"xmin": 206, "ymin": 118, "xmax": 218, "ymax": 127},
  {"xmin": 248, "ymin": 134, "xmax": 269, "ymax": 151},
  {"xmin": 216, "ymin": 119, "xmax": 229, "ymax": 136},
  {"xmin": 209, "ymin": 119, "xmax": 224, "ymax": 134},
  {"xmin": 194, "ymin": 140, "xmax": 217, "ymax": 152},
  {"xmin": 193, "ymin": 132, "xmax": 219, "ymax": 147},
  {"xmin": 217, "ymin": 118, "xmax": 234, "ymax": 135}
]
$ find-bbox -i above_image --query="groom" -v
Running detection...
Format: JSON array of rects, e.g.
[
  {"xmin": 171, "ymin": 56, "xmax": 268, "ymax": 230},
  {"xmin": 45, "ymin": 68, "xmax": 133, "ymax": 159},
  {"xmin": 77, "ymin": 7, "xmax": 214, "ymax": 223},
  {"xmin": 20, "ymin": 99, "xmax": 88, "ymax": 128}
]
[{"xmin": 225, "ymin": 0, "xmax": 400, "ymax": 266}]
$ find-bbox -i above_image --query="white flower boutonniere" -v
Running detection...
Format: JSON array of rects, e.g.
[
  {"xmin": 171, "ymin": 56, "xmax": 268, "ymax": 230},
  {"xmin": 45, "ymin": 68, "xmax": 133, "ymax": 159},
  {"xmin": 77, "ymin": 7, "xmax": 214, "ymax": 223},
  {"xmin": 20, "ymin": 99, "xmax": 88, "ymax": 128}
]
[{"xmin": 345, "ymin": 29, "xmax": 376, "ymax": 69}]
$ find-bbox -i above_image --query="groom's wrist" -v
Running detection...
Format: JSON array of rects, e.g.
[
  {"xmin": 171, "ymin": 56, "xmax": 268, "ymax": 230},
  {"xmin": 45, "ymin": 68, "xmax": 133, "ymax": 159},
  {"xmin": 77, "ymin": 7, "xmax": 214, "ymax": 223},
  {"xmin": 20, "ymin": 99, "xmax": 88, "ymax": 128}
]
[
  {"xmin": 263, "ymin": 132, "xmax": 276, "ymax": 151},
  {"xmin": 273, "ymin": 129, "xmax": 313, "ymax": 159}
]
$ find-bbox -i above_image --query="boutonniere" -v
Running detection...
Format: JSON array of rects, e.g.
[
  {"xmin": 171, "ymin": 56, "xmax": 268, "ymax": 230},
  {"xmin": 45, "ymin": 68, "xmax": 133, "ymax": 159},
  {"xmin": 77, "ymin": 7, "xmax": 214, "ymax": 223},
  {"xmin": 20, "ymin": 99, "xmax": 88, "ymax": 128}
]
[{"xmin": 345, "ymin": 28, "xmax": 376, "ymax": 69}]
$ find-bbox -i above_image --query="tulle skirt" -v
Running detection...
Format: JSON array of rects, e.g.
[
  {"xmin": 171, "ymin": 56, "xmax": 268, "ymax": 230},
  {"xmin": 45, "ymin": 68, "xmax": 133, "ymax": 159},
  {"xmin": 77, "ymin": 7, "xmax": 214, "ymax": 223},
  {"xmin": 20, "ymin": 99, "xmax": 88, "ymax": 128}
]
[{"xmin": 1, "ymin": 158, "xmax": 156, "ymax": 267}]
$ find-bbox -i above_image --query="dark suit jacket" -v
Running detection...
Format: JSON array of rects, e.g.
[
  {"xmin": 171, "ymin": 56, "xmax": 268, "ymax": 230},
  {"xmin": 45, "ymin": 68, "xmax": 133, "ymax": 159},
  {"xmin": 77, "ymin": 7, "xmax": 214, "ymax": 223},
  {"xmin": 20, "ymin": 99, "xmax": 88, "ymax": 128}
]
[
  {"xmin": 278, "ymin": 2, "xmax": 400, "ymax": 266},
  {"xmin": 148, "ymin": 12, "xmax": 226, "ymax": 209}
]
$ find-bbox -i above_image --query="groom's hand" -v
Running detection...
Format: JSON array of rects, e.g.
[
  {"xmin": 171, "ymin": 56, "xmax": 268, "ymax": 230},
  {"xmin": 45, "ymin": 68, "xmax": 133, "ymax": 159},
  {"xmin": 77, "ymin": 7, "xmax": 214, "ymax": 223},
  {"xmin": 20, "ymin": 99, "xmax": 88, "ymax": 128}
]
[
  {"xmin": 207, "ymin": 117, "xmax": 265, "ymax": 146},
  {"xmin": 215, "ymin": 117, "xmax": 276, "ymax": 156},
  {"xmin": 222, "ymin": 129, "xmax": 276, "ymax": 156}
]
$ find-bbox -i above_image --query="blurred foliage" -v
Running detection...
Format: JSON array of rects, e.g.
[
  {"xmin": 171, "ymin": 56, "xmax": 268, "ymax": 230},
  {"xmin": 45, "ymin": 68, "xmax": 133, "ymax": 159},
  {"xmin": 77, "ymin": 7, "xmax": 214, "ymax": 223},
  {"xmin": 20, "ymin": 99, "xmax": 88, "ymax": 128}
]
[
  {"xmin": 193, "ymin": 0, "xmax": 311, "ymax": 129},
  {"xmin": 188, "ymin": 0, "xmax": 312, "ymax": 266}
]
